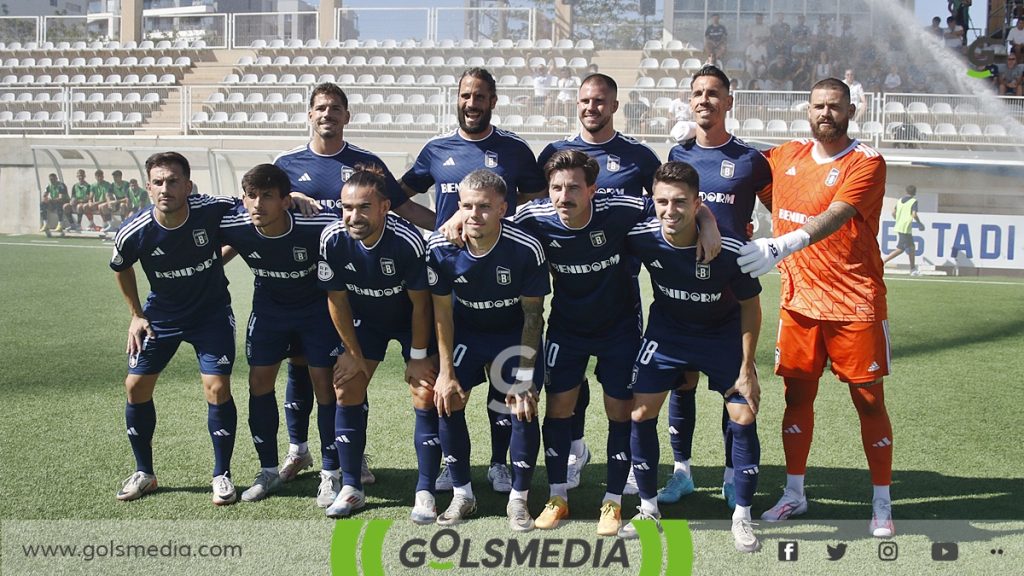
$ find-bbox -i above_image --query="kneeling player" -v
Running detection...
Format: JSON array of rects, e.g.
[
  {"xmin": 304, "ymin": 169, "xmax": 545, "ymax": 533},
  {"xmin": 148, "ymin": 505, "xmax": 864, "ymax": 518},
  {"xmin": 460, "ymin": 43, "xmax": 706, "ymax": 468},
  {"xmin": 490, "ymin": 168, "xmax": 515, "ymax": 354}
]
[
  {"xmin": 318, "ymin": 166, "xmax": 438, "ymax": 520},
  {"xmin": 621, "ymin": 162, "xmax": 763, "ymax": 553},
  {"xmin": 427, "ymin": 169, "xmax": 549, "ymax": 531},
  {"xmin": 218, "ymin": 164, "xmax": 343, "ymax": 505}
]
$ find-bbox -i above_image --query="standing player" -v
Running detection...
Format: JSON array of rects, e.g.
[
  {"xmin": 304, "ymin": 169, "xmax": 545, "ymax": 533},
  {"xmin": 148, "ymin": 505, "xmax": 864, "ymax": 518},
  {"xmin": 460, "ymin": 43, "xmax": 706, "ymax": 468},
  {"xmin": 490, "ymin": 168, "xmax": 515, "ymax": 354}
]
[
  {"xmin": 402, "ymin": 68, "xmax": 546, "ymax": 494},
  {"xmin": 39, "ymin": 173, "xmax": 69, "ymax": 234},
  {"xmin": 273, "ymin": 83, "xmax": 436, "ymax": 490},
  {"xmin": 506, "ymin": 150, "xmax": 720, "ymax": 536},
  {"xmin": 535, "ymin": 73, "xmax": 662, "ymax": 491},
  {"xmin": 110, "ymin": 152, "xmax": 239, "ymax": 505},
  {"xmin": 65, "ymin": 169, "xmax": 92, "ymax": 231},
  {"xmin": 317, "ymin": 166, "xmax": 437, "ymax": 521},
  {"xmin": 737, "ymin": 78, "xmax": 894, "ymax": 537},
  {"xmin": 882, "ymin": 185, "xmax": 924, "ymax": 275},
  {"xmin": 217, "ymin": 164, "xmax": 343, "ymax": 505},
  {"xmin": 426, "ymin": 170, "xmax": 548, "ymax": 530},
  {"xmin": 621, "ymin": 161, "xmax": 763, "ymax": 553},
  {"xmin": 660, "ymin": 65, "xmax": 772, "ymax": 508}
]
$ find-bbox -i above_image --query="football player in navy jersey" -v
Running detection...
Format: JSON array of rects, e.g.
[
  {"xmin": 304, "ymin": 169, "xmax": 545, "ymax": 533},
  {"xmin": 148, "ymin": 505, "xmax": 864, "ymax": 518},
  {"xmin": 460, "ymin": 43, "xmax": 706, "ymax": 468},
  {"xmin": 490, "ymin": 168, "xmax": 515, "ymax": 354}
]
[
  {"xmin": 272, "ymin": 83, "xmax": 435, "ymax": 488},
  {"xmin": 506, "ymin": 150, "xmax": 720, "ymax": 536},
  {"xmin": 660, "ymin": 65, "xmax": 773, "ymax": 509},
  {"xmin": 426, "ymin": 170, "xmax": 549, "ymax": 531},
  {"xmin": 216, "ymin": 164, "xmax": 343, "ymax": 506},
  {"xmin": 317, "ymin": 166, "xmax": 438, "ymax": 521},
  {"xmin": 403, "ymin": 68, "xmax": 546, "ymax": 495},
  {"xmin": 111, "ymin": 152, "xmax": 240, "ymax": 505},
  {"xmin": 620, "ymin": 161, "xmax": 763, "ymax": 554},
  {"xmin": 535, "ymin": 73, "xmax": 662, "ymax": 493}
]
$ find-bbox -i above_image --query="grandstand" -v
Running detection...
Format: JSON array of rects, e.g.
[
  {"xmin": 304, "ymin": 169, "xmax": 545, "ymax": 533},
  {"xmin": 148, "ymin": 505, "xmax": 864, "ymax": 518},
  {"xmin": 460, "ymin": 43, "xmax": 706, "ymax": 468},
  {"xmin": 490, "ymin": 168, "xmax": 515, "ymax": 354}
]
[{"xmin": 1, "ymin": 1, "xmax": 1022, "ymax": 276}]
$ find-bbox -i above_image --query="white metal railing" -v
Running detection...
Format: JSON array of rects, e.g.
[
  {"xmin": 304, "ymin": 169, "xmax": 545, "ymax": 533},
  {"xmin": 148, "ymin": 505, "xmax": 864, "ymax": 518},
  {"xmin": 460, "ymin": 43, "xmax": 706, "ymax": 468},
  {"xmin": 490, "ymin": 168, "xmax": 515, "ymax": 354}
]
[
  {"xmin": 0, "ymin": 85, "xmax": 183, "ymax": 135},
  {"xmin": 879, "ymin": 93, "xmax": 1024, "ymax": 148},
  {"xmin": 42, "ymin": 14, "xmax": 120, "ymax": 45},
  {"xmin": 144, "ymin": 14, "xmax": 228, "ymax": 48},
  {"xmin": 230, "ymin": 11, "xmax": 319, "ymax": 50}
]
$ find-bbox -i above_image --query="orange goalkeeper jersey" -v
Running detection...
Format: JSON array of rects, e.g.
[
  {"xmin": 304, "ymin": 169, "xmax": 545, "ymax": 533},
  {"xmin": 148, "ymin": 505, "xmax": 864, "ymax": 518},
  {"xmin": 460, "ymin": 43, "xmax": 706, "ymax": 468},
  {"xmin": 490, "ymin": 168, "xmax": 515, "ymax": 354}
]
[{"xmin": 765, "ymin": 138, "xmax": 887, "ymax": 322}]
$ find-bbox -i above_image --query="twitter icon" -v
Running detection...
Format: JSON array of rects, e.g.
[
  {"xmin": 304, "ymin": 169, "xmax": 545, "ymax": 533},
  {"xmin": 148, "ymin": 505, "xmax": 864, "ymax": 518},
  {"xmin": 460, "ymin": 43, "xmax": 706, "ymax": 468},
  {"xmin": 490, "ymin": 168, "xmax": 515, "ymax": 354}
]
[{"xmin": 827, "ymin": 543, "xmax": 848, "ymax": 561}]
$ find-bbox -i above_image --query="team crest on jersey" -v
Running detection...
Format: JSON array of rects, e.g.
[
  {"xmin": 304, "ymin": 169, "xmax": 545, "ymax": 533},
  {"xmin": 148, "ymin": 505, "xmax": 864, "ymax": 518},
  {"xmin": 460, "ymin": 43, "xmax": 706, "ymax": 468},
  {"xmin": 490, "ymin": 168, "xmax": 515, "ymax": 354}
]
[
  {"xmin": 427, "ymin": 267, "xmax": 438, "ymax": 286},
  {"xmin": 825, "ymin": 167, "xmax": 841, "ymax": 187},
  {"xmin": 193, "ymin": 229, "xmax": 209, "ymax": 247},
  {"xmin": 484, "ymin": 151, "xmax": 499, "ymax": 168},
  {"xmin": 720, "ymin": 160, "xmax": 735, "ymax": 179},
  {"xmin": 496, "ymin": 266, "xmax": 511, "ymax": 285},
  {"xmin": 590, "ymin": 230, "xmax": 606, "ymax": 247},
  {"xmin": 606, "ymin": 155, "xmax": 621, "ymax": 172},
  {"xmin": 293, "ymin": 247, "xmax": 308, "ymax": 262},
  {"xmin": 318, "ymin": 261, "xmax": 334, "ymax": 281},
  {"xmin": 695, "ymin": 262, "xmax": 711, "ymax": 280},
  {"xmin": 341, "ymin": 166, "xmax": 355, "ymax": 182},
  {"xmin": 380, "ymin": 258, "xmax": 396, "ymax": 276}
]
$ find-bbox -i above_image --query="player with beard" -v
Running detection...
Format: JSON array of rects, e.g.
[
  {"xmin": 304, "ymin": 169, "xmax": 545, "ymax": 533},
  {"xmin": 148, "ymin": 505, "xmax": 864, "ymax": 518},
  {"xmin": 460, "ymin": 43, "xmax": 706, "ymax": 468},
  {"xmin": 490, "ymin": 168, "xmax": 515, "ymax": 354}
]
[
  {"xmin": 737, "ymin": 78, "xmax": 894, "ymax": 538},
  {"xmin": 272, "ymin": 83, "xmax": 436, "ymax": 504},
  {"xmin": 660, "ymin": 65, "xmax": 772, "ymax": 509},
  {"xmin": 536, "ymin": 73, "xmax": 662, "ymax": 494},
  {"xmin": 402, "ymin": 68, "xmax": 546, "ymax": 494}
]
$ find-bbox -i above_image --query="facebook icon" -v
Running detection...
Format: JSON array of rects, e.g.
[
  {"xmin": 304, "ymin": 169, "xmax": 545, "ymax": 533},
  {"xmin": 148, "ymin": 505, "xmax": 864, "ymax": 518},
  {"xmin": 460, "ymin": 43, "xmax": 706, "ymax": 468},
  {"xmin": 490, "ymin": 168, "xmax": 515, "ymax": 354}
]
[{"xmin": 778, "ymin": 541, "xmax": 799, "ymax": 561}]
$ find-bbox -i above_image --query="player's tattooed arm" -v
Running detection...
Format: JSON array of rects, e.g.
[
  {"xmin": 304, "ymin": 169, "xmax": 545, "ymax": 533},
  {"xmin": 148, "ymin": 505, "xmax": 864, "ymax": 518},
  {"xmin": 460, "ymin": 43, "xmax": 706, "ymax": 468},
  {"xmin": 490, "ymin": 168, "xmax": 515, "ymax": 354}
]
[
  {"xmin": 695, "ymin": 204, "xmax": 722, "ymax": 263},
  {"xmin": 432, "ymin": 293, "xmax": 467, "ymax": 416},
  {"xmin": 327, "ymin": 290, "xmax": 370, "ymax": 386},
  {"xmin": 115, "ymin": 268, "xmax": 154, "ymax": 356},
  {"xmin": 509, "ymin": 296, "xmax": 544, "ymax": 422},
  {"xmin": 405, "ymin": 288, "xmax": 437, "ymax": 389},
  {"xmin": 803, "ymin": 200, "xmax": 857, "ymax": 244}
]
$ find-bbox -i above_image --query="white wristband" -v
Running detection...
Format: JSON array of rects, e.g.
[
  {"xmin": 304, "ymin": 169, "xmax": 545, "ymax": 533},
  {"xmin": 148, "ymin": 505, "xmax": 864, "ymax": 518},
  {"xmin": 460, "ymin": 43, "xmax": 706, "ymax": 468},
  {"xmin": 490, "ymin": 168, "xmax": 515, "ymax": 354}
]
[
  {"xmin": 779, "ymin": 229, "xmax": 811, "ymax": 256},
  {"xmin": 514, "ymin": 367, "xmax": 534, "ymax": 382},
  {"xmin": 409, "ymin": 347, "xmax": 428, "ymax": 360}
]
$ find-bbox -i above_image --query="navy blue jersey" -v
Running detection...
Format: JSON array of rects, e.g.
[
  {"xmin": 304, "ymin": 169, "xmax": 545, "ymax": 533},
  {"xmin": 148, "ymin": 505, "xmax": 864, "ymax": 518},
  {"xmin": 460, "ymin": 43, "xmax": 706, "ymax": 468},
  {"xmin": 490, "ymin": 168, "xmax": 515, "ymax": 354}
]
[
  {"xmin": 668, "ymin": 136, "xmax": 771, "ymax": 240},
  {"xmin": 626, "ymin": 218, "xmax": 761, "ymax": 335},
  {"xmin": 538, "ymin": 132, "xmax": 661, "ymax": 197},
  {"xmin": 401, "ymin": 127, "xmax": 546, "ymax": 229},
  {"xmin": 110, "ymin": 195, "xmax": 234, "ymax": 325},
  {"xmin": 426, "ymin": 222, "xmax": 549, "ymax": 334},
  {"xmin": 318, "ymin": 214, "xmax": 428, "ymax": 333},
  {"xmin": 218, "ymin": 204, "xmax": 338, "ymax": 314},
  {"xmin": 513, "ymin": 195, "xmax": 650, "ymax": 336},
  {"xmin": 274, "ymin": 142, "xmax": 408, "ymax": 212}
]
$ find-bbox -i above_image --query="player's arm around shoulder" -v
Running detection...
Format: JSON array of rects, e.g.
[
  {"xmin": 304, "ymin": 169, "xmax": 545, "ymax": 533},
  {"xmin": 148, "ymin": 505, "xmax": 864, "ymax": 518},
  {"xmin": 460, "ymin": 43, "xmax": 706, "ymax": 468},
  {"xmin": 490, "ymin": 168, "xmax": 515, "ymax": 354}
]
[
  {"xmin": 509, "ymin": 295, "xmax": 545, "ymax": 422},
  {"xmin": 730, "ymin": 294, "xmax": 762, "ymax": 417},
  {"xmin": 430, "ymin": 290, "xmax": 465, "ymax": 416}
]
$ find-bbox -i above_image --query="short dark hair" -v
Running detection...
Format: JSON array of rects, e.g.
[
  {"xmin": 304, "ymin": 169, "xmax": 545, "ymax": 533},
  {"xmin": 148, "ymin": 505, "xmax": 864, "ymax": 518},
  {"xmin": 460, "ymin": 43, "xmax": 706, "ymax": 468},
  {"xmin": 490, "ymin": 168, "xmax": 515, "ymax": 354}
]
[
  {"xmin": 309, "ymin": 82, "xmax": 348, "ymax": 109},
  {"xmin": 112, "ymin": 170, "xmax": 122, "ymax": 178},
  {"xmin": 543, "ymin": 149, "xmax": 599, "ymax": 186},
  {"xmin": 459, "ymin": 67, "xmax": 497, "ymax": 96},
  {"xmin": 48, "ymin": 172, "xmax": 57, "ymax": 179},
  {"xmin": 691, "ymin": 64, "xmax": 731, "ymax": 93},
  {"xmin": 906, "ymin": 185, "xmax": 917, "ymax": 195},
  {"xmin": 654, "ymin": 161, "xmax": 700, "ymax": 192},
  {"xmin": 241, "ymin": 163, "xmax": 291, "ymax": 198},
  {"xmin": 581, "ymin": 73, "xmax": 618, "ymax": 98},
  {"xmin": 811, "ymin": 77, "xmax": 851, "ymax": 104},
  {"xmin": 145, "ymin": 151, "xmax": 191, "ymax": 180},
  {"xmin": 343, "ymin": 163, "xmax": 389, "ymax": 202}
]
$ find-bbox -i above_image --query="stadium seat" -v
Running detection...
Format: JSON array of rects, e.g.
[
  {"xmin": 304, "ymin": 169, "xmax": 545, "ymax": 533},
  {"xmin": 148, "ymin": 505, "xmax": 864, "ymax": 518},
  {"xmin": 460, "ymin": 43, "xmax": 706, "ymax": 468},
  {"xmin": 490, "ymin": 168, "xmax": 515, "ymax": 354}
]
[
  {"xmin": 385, "ymin": 94, "xmax": 404, "ymax": 105},
  {"xmin": 222, "ymin": 73, "xmax": 240, "ymax": 84},
  {"xmin": 284, "ymin": 92, "xmax": 304, "ymax": 104},
  {"xmin": 0, "ymin": 110, "xmax": 12, "ymax": 122},
  {"xmin": 209, "ymin": 111, "xmax": 228, "ymax": 124},
  {"xmin": 388, "ymin": 56, "xmax": 406, "ymax": 67},
  {"xmin": 337, "ymin": 73, "xmax": 355, "ymax": 84},
  {"xmin": 660, "ymin": 58, "xmax": 680, "ymax": 70},
  {"xmin": 934, "ymin": 123, "xmax": 957, "ymax": 136},
  {"xmin": 32, "ymin": 110, "xmax": 50, "ymax": 122},
  {"xmin": 324, "ymin": 39, "xmax": 341, "ymax": 49},
  {"xmin": 310, "ymin": 56, "xmax": 328, "ymax": 66},
  {"xmin": 348, "ymin": 56, "xmax": 367, "ymax": 67},
  {"xmin": 407, "ymin": 56, "xmax": 426, "ymax": 67},
  {"xmin": 259, "ymin": 74, "xmax": 278, "ymax": 84},
  {"xmin": 741, "ymin": 118, "xmax": 765, "ymax": 132},
  {"xmin": 426, "ymin": 56, "xmax": 445, "ymax": 67},
  {"xmin": 297, "ymin": 74, "xmax": 316, "ymax": 84},
  {"xmin": 643, "ymin": 40, "xmax": 663, "ymax": 53},
  {"xmin": 104, "ymin": 111, "xmax": 124, "ymax": 124},
  {"xmin": 467, "ymin": 56, "xmax": 485, "ymax": 67},
  {"xmin": 983, "ymin": 124, "xmax": 1008, "ymax": 137},
  {"xmin": 316, "ymin": 74, "xmax": 336, "ymax": 84},
  {"xmin": 268, "ymin": 112, "xmax": 289, "ymax": 124},
  {"xmin": 555, "ymin": 39, "xmax": 574, "ymax": 50},
  {"xmin": 279, "ymin": 73, "xmax": 298, "ymax": 84},
  {"xmin": 447, "ymin": 56, "xmax": 466, "ymax": 67},
  {"xmin": 487, "ymin": 57, "xmax": 507, "ymax": 69},
  {"xmin": 913, "ymin": 122, "xmax": 934, "ymax": 136},
  {"xmin": 507, "ymin": 56, "xmax": 526, "ymax": 69},
  {"xmin": 124, "ymin": 74, "xmax": 140, "ymax": 84},
  {"xmin": 528, "ymin": 56, "xmax": 547, "ymax": 69},
  {"xmin": 272, "ymin": 56, "xmax": 290, "ymax": 67},
  {"xmin": 682, "ymin": 58, "xmax": 702, "ymax": 72},
  {"xmin": 13, "ymin": 111, "xmax": 31, "ymax": 122},
  {"xmin": 244, "ymin": 93, "xmax": 264, "ymax": 105},
  {"xmin": 906, "ymin": 101, "xmax": 929, "ymax": 115},
  {"xmin": 105, "ymin": 92, "xmax": 123, "ymax": 104},
  {"xmin": 142, "ymin": 92, "xmax": 160, "ymax": 105},
  {"xmin": 229, "ymin": 111, "xmax": 248, "ymax": 123},
  {"xmin": 954, "ymin": 103, "xmax": 977, "ymax": 115},
  {"xmin": 367, "ymin": 56, "xmax": 386, "ymax": 67},
  {"xmin": 158, "ymin": 74, "xmax": 176, "ymax": 84},
  {"xmin": 960, "ymin": 123, "xmax": 982, "ymax": 136},
  {"xmin": 789, "ymin": 119, "xmax": 812, "ymax": 134},
  {"xmin": 406, "ymin": 93, "xmax": 427, "ymax": 106},
  {"xmin": 859, "ymin": 121, "xmax": 881, "ymax": 136},
  {"xmin": 656, "ymin": 77, "xmax": 677, "ymax": 89},
  {"xmin": 140, "ymin": 74, "xmax": 158, "ymax": 84},
  {"xmin": 288, "ymin": 112, "xmax": 306, "ymax": 124},
  {"xmin": 124, "ymin": 92, "xmax": 142, "ymax": 104},
  {"xmin": 639, "ymin": 58, "xmax": 659, "ymax": 71},
  {"xmin": 254, "ymin": 56, "xmax": 272, "ymax": 67},
  {"xmin": 226, "ymin": 92, "xmax": 244, "ymax": 104},
  {"xmin": 414, "ymin": 113, "xmax": 436, "ymax": 126},
  {"xmin": 426, "ymin": 93, "xmax": 446, "ymax": 106},
  {"xmin": 438, "ymin": 75, "xmax": 456, "ymax": 86},
  {"xmin": 84, "ymin": 111, "xmax": 104, "ymax": 123},
  {"xmin": 725, "ymin": 117, "xmax": 740, "ymax": 132},
  {"xmin": 396, "ymin": 74, "xmax": 416, "ymax": 85},
  {"xmin": 577, "ymin": 39, "xmax": 595, "ymax": 51},
  {"xmin": 377, "ymin": 74, "xmax": 396, "ymax": 85},
  {"xmin": 525, "ymin": 115, "xmax": 546, "ymax": 127},
  {"xmin": 496, "ymin": 39, "xmax": 514, "ymax": 50},
  {"xmin": 929, "ymin": 101, "xmax": 953, "ymax": 115},
  {"xmin": 635, "ymin": 77, "xmax": 656, "ymax": 88},
  {"xmin": 364, "ymin": 93, "xmax": 385, "ymax": 105},
  {"xmin": 766, "ymin": 119, "xmax": 788, "ymax": 133},
  {"xmin": 350, "ymin": 112, "xmax": 371, "ymax": 125},
  {"xmin": 86, "ymin": 92, "xmax": 104, "ymax": 104},
  {"xmin": 394, "ymin": 113, "xmax": 414, "ymax": 125},
  {"xmin": 497, "ymin": 75, "xmax": 518, "ymax": 87},
  {"xmin": 356, "ymin": 74, "xmax": 375, "ymax": 85},
  {"xmin": 883, "ymin": 101, "xmax": 905, "ymax": 115},
  {"xmin": 251, "ymin": 111, "xmax": 269, "ymax": 124}
]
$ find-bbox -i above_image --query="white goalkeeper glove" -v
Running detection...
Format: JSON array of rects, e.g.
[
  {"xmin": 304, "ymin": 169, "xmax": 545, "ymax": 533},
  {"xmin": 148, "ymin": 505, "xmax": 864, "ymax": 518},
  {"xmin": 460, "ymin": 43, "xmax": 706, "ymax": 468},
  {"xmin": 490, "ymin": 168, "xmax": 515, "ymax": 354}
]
[{"xmin": 737, "ymin": 230, "xmax": 811, "ymax": 278}]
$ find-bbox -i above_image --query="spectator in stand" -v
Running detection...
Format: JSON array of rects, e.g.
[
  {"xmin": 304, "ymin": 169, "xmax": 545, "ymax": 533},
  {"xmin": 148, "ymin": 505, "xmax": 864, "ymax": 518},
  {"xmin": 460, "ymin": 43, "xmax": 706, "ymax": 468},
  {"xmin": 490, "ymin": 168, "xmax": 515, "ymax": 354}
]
[
  {"xmin": 998, "ymin": 54, "xmax": 1023, "ymax": 95},
  {"xmin": 587, "ymin": 63, "xmax": 599, "ymax": 75},
  {"xmin": 769, "ymin": 14, "xmax": 791, "ymax": 57},
  {"xmin": 533, "ymin": 64, "xmax": 552, "ymax": 115},
  {"xmin": 623, "ymin": 90, "xmax": 649, "ymax": 135},
  {"xmin": 668, "ymin": 88, "xmax": 696, "ymax": 141},
  {"xmin": 766, "ymin": 54, "xmax": 793, "ymax": 91},
  {"xmin": 39, "ymin": 173, "xmax": 69, "ymax": 233},
  {"xmin": 944, "ymin": 16, "xmax": 964, "ymax": 49},
  {"xmin": 1008, "ymin": 18, "xmax": 1024, "ymax": 61},
  {"xmin": 927, "ymin": 16, "xmax": 944, "ymax": 38},
  {"xmin": 948, "ymin": 0, "xmax": 971, "ymax": 44},
  {"xmin": 843, "ymin": 69, "xmax": 867, "ymax": 122},
  {"xmin": 705, "ymin": 14, "xmax": 728, "ymax": 64},
  {"xmin": 814, "ymin": 51, "xmax": 833, "ymax": 80},
  {"xmin": 883, "ymin": 64, "xmax": 903, "ymax": 92},
  {"xmin": 747, "ymin": 14, "xmax": 769, "ymax": 46},
  {"xmin": 791, "ymin": 55, "xmax": 811, "ymax": 90},
  {"xmin": 793, "ymin": 14, "xmax": 811, "ymax": 43},
  {"xmin": 555, "ymin": 67, "xmax": 579, "ymax": 118},
  {"xmin": 834, "ymin": 15, "xmax": 856, "ymax": 54},
  {"xmin": 906, "ymin": 66, "xmax": 929, "ymax": 93},
  {"xmin": 745, "ymin": 36, "xmax": 768, "ymax": 80},
  {"xmin": 814, "ymin": 15, "xmax": 833, "ymax": 52}
]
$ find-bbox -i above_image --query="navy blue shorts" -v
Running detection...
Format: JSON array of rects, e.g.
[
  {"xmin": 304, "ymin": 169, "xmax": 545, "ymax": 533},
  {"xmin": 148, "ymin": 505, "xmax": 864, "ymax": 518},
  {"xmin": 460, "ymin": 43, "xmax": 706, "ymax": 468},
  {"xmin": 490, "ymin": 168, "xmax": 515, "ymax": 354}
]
[
  {"xmin": 452, "ymin": 327, "xmax": 544, "ymax": 394},
  {"xmin": 245, "ymin": 303, "xmax": 340, "ymax": 368},
  {"xmin": 630, "ymin": 317, "xmax": 746, "ymax": 403},
  {"xmin": 544, "ymin": 314, "xmax": 641, "ymax": 400},
  {"xmin": 129, "ymin": 305, "xmax": 236, "ymax": 376},
  {"xmin": 354, "ymin": 318, "xmax": 437, "ymax": 362}
]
